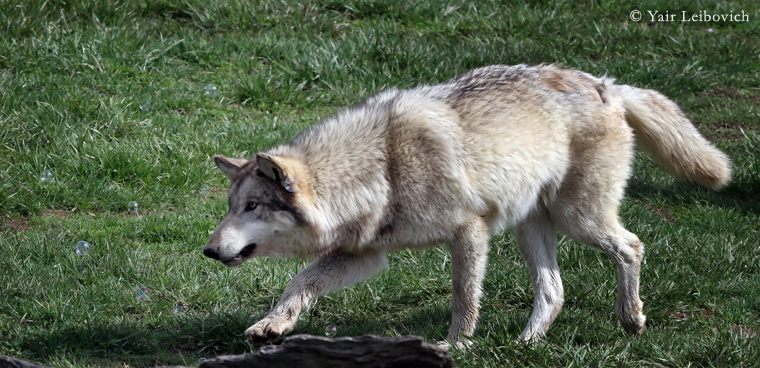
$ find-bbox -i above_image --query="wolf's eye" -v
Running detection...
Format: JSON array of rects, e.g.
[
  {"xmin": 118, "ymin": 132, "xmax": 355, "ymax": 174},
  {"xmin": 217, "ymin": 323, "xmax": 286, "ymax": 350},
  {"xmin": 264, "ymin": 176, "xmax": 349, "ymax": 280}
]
[{"xmin": 244, "ymin": 202, "xmax": 258, "ymax": 212}]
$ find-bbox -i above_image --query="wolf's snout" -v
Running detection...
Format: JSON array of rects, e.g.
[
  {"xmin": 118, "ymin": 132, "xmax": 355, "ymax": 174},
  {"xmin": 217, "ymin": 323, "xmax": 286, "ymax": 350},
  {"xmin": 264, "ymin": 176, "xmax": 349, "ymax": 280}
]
[{"xmin": 203, "ymin": 247, "xmax": 220, "ymax": 260}]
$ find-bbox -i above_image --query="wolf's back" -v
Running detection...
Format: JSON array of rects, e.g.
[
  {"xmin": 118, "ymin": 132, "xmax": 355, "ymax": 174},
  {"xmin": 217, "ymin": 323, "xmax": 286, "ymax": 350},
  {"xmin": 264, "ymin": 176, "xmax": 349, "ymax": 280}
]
[{"xmin": 610, "ymin": 85, "xmax": 731, "ymax": 189}]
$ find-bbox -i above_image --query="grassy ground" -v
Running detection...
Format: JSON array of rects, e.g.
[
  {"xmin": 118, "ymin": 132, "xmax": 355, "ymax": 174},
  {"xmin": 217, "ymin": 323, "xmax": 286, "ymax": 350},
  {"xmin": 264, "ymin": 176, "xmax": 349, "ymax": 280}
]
[{"xmin": 1, "ymin": 0, "xmax": 758, "ymax": 367}]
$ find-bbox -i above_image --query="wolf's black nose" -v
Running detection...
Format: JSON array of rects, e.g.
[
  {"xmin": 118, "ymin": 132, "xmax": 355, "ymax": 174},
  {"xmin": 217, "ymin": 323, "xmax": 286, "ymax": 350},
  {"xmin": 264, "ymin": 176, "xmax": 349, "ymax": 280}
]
[{"xmin": 203, "ymin": 247, "xmax": 220, "ymax": 260}]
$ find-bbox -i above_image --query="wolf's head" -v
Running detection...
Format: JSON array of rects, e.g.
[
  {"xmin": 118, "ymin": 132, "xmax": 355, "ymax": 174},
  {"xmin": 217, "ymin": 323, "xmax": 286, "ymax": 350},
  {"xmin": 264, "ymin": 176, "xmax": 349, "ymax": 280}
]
[{"xmin": 204, "ymin": 153, "xmax": 312, "ymax": 267}]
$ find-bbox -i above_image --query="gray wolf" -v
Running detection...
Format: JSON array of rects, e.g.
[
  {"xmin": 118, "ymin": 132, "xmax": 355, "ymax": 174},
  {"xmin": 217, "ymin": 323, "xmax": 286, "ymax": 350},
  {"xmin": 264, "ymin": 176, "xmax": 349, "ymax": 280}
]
[{"xmin": 203, "ymin": 64, "xmax": 731, "ymax": 348}]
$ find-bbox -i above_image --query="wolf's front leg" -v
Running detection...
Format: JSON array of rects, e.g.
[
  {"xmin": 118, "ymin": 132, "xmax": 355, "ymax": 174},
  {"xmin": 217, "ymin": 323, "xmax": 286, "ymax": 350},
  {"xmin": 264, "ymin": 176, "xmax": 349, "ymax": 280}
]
[
  {"xmin": 246, "ymin": 249, "xmax": 387, "ymax": 343},
  {"xmin": 443, "ymin": 217, "xmax": 489, "ymax": 349}
]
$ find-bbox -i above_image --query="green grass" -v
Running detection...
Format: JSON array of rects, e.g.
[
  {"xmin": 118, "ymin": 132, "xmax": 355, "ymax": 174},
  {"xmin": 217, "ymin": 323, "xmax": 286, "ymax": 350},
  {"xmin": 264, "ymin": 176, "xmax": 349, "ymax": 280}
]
[{"xmin": 1, "ymin": 0, "xmax": 758, "ymax": 367}]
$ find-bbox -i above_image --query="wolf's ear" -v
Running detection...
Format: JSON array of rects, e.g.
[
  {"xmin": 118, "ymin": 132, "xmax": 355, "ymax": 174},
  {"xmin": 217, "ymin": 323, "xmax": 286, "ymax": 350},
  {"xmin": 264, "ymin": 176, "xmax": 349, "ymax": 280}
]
[
  {"xmin": 213, "ymin": 155, "xmax": 248, "ymax": 181},
  {"xmin": 256, "ymin": 153, "xmax": 299, "ymax": 193}
]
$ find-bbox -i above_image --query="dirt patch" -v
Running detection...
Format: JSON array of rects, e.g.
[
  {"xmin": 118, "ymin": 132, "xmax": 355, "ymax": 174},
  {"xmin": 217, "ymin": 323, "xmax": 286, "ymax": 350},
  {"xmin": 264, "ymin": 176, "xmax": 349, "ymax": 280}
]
[
  {"xmin": 731, "ymin": 324, "xmax": 758, "ymax": 337},
  {"xmin": 45, "ymin": 207, "xmax": 163, "ymax": 217},
  {"xmin": 694, "ymin": 87, "xmax": 758, "ymax": 141},
  {"xmin": 696, "ymin": 88, "xmax": 760, "ymax": 102},
  {"xmin": 644, "ymin": 203, "xmax": 677, "ymax": 224},
  {"xmin": 666, "ymin": 308, "xmax": 715, "ymax": 321},
  {"xmin": 0, "ymin": 216, "xmax": 32, "ymax": 232},
  {"xmin": 1, "ymin": 209, "xmax": 159, "ymax": 233},
  {"xmin": 42, "ymin": 209, "xmax": 76, "ymax": 218},
  {"xmin": 696, "ymin": 121, "xmax": 754, "ymax": 142}
]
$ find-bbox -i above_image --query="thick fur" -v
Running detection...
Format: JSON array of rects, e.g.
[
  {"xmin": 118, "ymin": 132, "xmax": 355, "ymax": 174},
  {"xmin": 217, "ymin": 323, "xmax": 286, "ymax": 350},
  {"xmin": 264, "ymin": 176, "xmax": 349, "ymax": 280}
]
[{"xmin": 204, "ymin": 64, "xmax": 731, "ymax": 347}]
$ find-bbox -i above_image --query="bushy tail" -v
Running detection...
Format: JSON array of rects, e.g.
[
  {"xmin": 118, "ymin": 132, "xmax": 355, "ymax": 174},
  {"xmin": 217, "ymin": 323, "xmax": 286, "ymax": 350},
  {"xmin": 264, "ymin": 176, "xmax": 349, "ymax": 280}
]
[{"xmin": 611, "ymin": 85, "xmax": 731, "ymax": 190}]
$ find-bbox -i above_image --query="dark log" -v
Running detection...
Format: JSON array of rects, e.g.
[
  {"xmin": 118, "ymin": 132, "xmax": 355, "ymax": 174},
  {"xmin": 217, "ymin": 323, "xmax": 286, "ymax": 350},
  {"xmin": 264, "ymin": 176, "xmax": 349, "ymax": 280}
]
[
  {"xmin": 3, "ymin": 335, "xmax": 455, "ymax": 368},
  {"xmin": 0, "ymin": 356, "xmax": 48, "ymax": 368},
  {"xmin": 200, "ymin": 334, "xmax": 455, "ymax": 368}
]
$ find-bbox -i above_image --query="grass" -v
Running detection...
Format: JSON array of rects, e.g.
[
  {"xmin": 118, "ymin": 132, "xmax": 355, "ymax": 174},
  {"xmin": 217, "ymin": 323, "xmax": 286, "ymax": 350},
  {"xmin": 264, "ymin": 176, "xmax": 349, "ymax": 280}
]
[{"xmin": 1, "ymin": 0, "xmax": 758, "ymax": 366}]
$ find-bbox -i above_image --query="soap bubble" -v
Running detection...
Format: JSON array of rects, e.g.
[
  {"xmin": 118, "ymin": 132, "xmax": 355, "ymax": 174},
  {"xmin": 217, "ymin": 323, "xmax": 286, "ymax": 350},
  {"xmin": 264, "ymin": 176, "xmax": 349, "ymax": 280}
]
[
  {"xmin": 325, "ymin": 324, "xmax": 337, "ymax": 337},
  {"xmin": 40, "ymin": 170, "xmax": 53, "ymax": 183},
  {"xmin": 139, "ymin": 101, "xmax": 151, "ymax": 111},
  {"xmin": 136, "ymin": 286, "xmax": 150, "ymax": 301},
  {"xmin": 204, "ymin": 84, "xmax": 218, "ymax": 97},
  {"xmin": 198, "ymin": 357, "xmax": 207, "ymax": 362},
  {"xmin": 128, "ymin": 201, "xmax": 138, "ymax": 213},
  {"xmin": 284, "ymin": 177, "xmax": 298, "ymax": 193},
  {"xmin": 199, "ymin": 184, "xmax": 210, "ymax": 195},
  {"xmin": 173, "ymin": 302, "xmax": 187, "ymax": 315},
  {"xmin": 75, "ymin": 241, "xmax": 89, "ymax": 256}
]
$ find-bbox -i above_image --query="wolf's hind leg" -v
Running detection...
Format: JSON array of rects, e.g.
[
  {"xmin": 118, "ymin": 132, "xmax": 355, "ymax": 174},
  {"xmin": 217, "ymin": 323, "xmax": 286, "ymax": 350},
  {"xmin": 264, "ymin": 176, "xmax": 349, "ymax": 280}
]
[
  {"xmin": 444, "ymin": 217, "xmax": 489, "ymax": 349},
  {"xmin": 514, "ymin": 206, "xmax": 564, "ymax": 342},
  {"xmin": 573, "ymin": 211, "xmax": 645, "ymax": 330},
  {"xmin": 246, "ymin": 249, "xmax": 387, "ymax": 343},
  {"xmin": 549, "ymin": 122, "xmax": 646, "ymax": 335},
  {"xmin": 556, "ymin": 217, "xmax": 645, "ymax": 335}
]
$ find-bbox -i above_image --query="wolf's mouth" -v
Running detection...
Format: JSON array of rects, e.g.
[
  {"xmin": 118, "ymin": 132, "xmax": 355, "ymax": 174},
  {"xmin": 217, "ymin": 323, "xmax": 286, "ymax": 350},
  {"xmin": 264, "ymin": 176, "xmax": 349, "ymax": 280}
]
[
  {"xmin": 221, "ymin": 243, "xmax": 257, "ymax": 267},
  {"xmin": 235, "ymin": 243, "xmax": 257, "ymax": 260}
]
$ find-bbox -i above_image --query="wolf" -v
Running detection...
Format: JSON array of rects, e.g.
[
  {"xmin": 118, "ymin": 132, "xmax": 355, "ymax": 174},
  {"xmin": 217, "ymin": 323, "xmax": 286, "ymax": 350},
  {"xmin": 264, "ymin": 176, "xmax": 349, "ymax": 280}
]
[{"xmin": 203, "ymin": 64, "xmax": 731, "ymax": 348}]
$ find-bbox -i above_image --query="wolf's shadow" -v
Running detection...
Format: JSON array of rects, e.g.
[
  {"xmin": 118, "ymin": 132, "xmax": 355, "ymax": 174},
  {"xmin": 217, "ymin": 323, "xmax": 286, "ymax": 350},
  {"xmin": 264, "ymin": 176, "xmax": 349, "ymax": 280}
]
[{"xmin": 15, "ymin": 306, "xmax": 463, "ymax": 366}]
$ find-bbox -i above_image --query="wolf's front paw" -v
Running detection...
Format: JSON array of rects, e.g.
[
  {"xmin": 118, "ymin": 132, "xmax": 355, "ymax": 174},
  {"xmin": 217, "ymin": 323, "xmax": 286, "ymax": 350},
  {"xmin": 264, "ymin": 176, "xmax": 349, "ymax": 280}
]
[
  {"xmin": 245, "ymin": 314, "xmax": 297, "ymax": 343},
  {"xmin": 437, "ymin": 337, "xmax": 473, "ymax": 351},
  {"xmin": 621, "ymin": 312, "xmax": 646, "ymax": 336}
]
